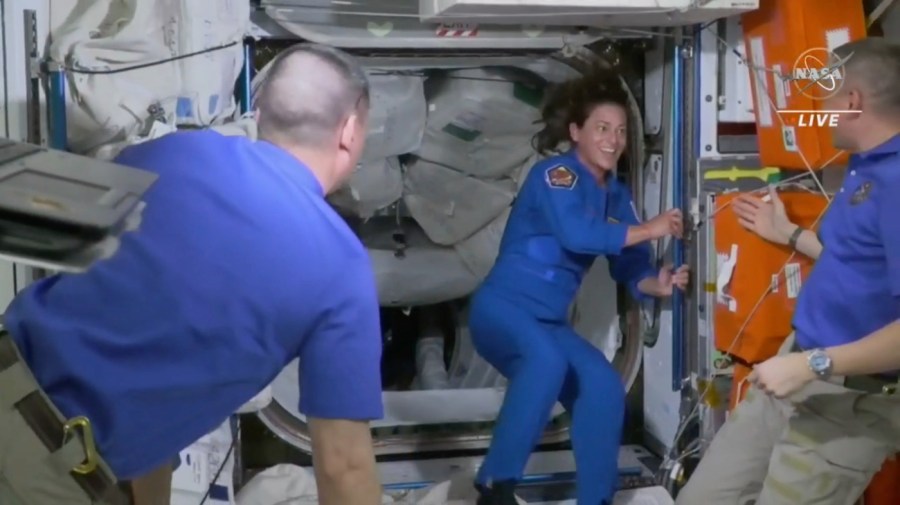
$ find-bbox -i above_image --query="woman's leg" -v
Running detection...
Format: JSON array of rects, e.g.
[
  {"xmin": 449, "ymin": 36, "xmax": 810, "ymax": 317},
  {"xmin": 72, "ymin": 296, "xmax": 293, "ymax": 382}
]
[
  {"xmin": 468, "ymin": 289, "xmax": 568, "ymax": 486},
  {"xmin": 553, "ymin": 325, "xmax": 626, "ymax": 505}
]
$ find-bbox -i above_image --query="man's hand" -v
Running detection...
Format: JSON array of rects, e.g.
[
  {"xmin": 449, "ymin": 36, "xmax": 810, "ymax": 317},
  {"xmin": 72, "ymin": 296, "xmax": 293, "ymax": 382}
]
[
  {"xmin": 641, "ymin": 209, "xmax": 684, "ymax": 240},
  {"xmin": 748, "ymin": 352, "xmax": 817, "ymax": 398},
  {"xmin": 732, "ymin": 186, "xmax": 796, "ymax": 245},
  {"xmin": 637, "ymin": 264, "xmax": 690, "ymax": 297},
  {"xmin": 308, "ymin": 418, "xmax": 381, "ymax": 505}
]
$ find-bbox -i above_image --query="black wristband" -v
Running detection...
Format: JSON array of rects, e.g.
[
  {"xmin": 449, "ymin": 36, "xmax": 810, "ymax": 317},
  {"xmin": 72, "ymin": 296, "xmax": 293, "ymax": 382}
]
[{"xmin": 788, "ymin": 226, "xmax": 804, "ymax": 249}]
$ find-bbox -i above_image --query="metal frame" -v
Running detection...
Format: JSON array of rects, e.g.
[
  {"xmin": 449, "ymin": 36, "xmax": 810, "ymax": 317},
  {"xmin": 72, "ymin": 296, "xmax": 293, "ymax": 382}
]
[
  {"xmin": 249, "ymin": 17, "xmax": 654, "ymax": 456},
  {"xmin": 7, "ymin": 0, "xmax": 714, "ymax": 474},
  {"xmin": 0, "ymin": 0, "xmax": 52, "ymax": 309}
]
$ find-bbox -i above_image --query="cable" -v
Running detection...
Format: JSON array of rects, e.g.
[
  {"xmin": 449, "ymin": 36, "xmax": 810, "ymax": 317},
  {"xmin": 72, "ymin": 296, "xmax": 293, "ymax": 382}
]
[
  {"xmin": 659, "ymin": 21, "xmax": 851, "ymax": 481},
  {"xmin": 198, "ymin": 421, "xmax": 239, "ymax": 505},
  {"xmin": 659, "ymin": 200, "xmax": 833, "ymax": 481},
  {"xmin": 867, "ymin": 0, "xmax": 898, "ymax": 28},
  {"xmin": 692, "ymin": 169, "xmax": 825, "ymax": 231},
  {"xmin": 61, "ymin": 41, "xmax": 241, "ymax": 75},
  {"xmin": 702, "ymin": 24, "xmax": 834, "ymax": 200},
  {"xmin": 661, "ymin": 169, "xmax": 838, "ymax": 469}
]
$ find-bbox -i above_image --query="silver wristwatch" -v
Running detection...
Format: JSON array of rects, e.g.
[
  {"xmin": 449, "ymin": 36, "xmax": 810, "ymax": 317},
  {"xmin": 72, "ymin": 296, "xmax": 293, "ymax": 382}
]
[{"xmin": 807, "ymin": 348, "xmax": 833, "ymax": 379}]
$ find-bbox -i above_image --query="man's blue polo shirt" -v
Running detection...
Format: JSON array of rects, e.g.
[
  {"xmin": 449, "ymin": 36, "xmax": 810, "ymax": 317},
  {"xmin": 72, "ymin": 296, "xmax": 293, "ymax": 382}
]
[
  {"xmin": 794, "ymin": 134, "xmax": 900, "ymax": 350},
  {"xmin": 2, "ymin": 130, "xmax": 384, "ymax": 479}
]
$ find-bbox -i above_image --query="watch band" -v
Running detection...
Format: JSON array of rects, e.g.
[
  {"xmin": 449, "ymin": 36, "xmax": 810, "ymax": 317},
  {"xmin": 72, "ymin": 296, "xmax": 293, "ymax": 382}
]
[{"xmin": 788, "ymin": 226, "xmax": 804, "ymax": 249}]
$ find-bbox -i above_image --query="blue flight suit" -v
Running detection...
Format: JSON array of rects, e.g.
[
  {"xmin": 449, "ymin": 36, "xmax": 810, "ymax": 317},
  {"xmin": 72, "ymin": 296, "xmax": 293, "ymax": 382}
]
[
  {"xmin": 793, "ymin": 133, "xmax": 900, "ymax": 349},
  {"xmin": 470, "ymin": 149, "xmax": 657, "ymax": 504},
  {"xmin": 2, "ymin": 130, "xmax": 384, "ymax": 480}
]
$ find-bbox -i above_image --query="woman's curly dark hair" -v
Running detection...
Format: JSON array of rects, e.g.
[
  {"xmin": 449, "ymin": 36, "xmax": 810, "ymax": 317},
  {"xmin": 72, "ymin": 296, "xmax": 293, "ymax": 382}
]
[{"xmin": 532, "ymin": 66, "xmax": 630, "ymax": 155}]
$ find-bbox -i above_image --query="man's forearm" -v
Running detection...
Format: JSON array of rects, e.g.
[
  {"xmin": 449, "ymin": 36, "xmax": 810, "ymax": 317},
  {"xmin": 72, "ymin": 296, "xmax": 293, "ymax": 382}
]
[
  {"xmin": 792, "ymin": 228, "xmax": 823, "ymax": 260},
  {"xmin": 308, "ymin": 418, "xmax": 382, "ymax": 505},
  {"xmin": 828, "ymin": 320, "xmax": 900, "ymax": 376},
  {"xmin": 776, "ymin": 223, "xmax": 822, "ymax": 260},
  {"xmin": 314, "ymin": 462, "xmax": 381, "ymax": 505}
]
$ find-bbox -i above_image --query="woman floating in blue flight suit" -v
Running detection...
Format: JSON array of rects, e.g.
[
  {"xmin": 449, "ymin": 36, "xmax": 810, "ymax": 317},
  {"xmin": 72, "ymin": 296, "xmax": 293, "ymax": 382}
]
[{"xmin": 470, "ymin": 74, "xmax": 688, "ymax": 505}]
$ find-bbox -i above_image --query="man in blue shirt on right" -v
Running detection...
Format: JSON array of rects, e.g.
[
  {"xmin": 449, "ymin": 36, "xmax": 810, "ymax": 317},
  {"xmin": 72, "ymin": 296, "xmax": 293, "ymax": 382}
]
[
  {"xmin": 0, "ymin": 43, "xmax": 384, "ymax": 505},
  {"xmin": 677, "ymin": 37, "xmax": 900, "ymax": 505}
]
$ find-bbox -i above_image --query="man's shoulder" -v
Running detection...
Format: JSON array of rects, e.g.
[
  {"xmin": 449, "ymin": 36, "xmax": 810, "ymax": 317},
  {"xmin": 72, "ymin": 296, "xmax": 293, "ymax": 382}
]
[
  {"xmin": 290, "ymin": 207, "xmax": 371, "ymax": 276},
  {"xmin": 114, "ymin": 130, "xmax": 238, "ymax": 170}
]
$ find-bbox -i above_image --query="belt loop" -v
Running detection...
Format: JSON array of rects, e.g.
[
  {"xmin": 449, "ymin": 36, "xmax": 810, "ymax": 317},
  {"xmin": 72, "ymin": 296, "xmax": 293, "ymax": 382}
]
[{"xmin": 0, "ymin": 361, "xmax": 37, "ymax": 410}]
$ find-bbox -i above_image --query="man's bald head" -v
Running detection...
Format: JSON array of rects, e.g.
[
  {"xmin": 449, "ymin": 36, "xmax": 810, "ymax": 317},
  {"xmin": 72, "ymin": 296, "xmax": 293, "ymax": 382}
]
[
  {"xmin": 253, "ymin": 43, "xmax": 370, "ymax": 148},
  {"xmin": 834, "ymin": 37, "xmax": 900, "ymax": 116},
  {"xmin": 826, "ymin": 37, "xmax": 900, "ymax": 152}
]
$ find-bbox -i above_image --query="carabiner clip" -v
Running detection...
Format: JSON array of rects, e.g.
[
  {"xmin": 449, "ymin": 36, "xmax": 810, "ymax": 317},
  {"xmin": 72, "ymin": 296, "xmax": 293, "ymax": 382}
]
[{"xmin": 62, "ymin": 415, "xmax": 99, "ymax": 475}]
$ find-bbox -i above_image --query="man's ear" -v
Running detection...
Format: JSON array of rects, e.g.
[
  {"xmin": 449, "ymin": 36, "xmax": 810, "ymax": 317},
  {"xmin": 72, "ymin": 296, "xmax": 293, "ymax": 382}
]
[{"xmin": 339, "ymin": 113, "xmax": 363, "ymax": 151}]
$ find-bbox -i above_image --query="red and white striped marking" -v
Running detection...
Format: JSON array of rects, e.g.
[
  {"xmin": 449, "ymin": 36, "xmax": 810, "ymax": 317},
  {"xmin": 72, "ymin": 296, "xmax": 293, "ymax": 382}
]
[{"xmin": 435, "ymin": 23, "xmax": 479, "ymax": 37}]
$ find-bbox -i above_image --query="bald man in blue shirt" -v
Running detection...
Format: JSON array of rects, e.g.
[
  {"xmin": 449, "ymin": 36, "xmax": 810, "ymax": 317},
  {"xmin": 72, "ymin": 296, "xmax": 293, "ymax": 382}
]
[
  {"xmin": 678, "ymin": 37, "xmax": 900, "ymax": 505},
  {"xmin": 0, "ymin": 43, "xmax": 383, "ymax": 505}
]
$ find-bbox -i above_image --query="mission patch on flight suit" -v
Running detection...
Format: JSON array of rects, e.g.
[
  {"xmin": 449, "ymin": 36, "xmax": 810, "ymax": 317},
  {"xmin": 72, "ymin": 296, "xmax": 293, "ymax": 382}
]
[
  {"xmin": 546, "ymin": 165, "xmax": 577, "ymax": 189},
  {"xmin": 850, "ymin": 181, "xmax": 872, "ymax": 205}
]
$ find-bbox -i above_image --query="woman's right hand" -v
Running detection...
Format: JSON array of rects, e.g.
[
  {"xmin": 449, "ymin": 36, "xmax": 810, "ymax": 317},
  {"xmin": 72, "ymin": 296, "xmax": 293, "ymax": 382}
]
[{"xmin": 642, "ymin": 209, "xmax": 684, "ymax": 239}]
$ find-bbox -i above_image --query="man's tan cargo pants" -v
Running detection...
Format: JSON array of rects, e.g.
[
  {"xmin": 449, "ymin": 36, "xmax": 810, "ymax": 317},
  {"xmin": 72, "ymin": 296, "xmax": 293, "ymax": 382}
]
[
  {"xmin": 0, "ymin": 333, "xmax": 142, "ymax": 504},
  {"xmin": 676, "ymin": 338, "xmax": 900, "ymax": 505}
]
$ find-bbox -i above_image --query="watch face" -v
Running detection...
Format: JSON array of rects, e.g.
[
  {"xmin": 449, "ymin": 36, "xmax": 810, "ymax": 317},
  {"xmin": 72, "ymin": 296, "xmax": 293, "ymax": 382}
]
[{"xmin": 810, "ymin": 352, "xmax": 829, "ymax": 372}]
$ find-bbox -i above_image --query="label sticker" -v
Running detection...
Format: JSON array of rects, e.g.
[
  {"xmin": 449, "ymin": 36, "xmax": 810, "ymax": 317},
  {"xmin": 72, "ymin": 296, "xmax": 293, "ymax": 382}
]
[
  {"xmin": 435, "ymin": 23, "xmax": 479, "ymax": 37},
  {"xmin": 782, "ymin": 126, "xmax": 798, "ymax": 152},
  {"xmin": 698, "ymin": 318, "xmax": 709, "ymax": 338},
  {"xmin": 785, "ymin": 263, "xmax": 802, "ymax": 299},
  {"xmin": 171, "ymin": 449, "xmax": 208, "ymax": 493}
]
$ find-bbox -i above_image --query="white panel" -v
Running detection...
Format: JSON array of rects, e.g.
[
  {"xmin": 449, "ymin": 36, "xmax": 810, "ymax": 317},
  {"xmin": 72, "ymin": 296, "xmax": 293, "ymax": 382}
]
[
  {"xmin": 698, "ymin": 26, "xmax": 720, "ymax": 158},
  {"xmin": 772, "ymin": 64, "xmax": 787, "ymax": 109},
  {"xmin": 419, "ymin": 0, "xmax": 758, "ymax": 26},
  {"xmin": 262, "ymin": 4, "xmax": 617, "ymax": 51},
  {"xmin": 747, "ymin": 36, "xmax": 773, "ymax": 128},
  {"xmin": 717, "ymin": 16, "xmax": 755, "ymax": 123},
  {"xmin": 642, "ymin": 152, "xmax": 680, "ymax": 448},
  {"xmin": 643, "ymin": 312, "xmax": 681, "ymax": 449},
  {"xmin": 643, "ymin": 37, "xmax": 665, "ymax": 136}
]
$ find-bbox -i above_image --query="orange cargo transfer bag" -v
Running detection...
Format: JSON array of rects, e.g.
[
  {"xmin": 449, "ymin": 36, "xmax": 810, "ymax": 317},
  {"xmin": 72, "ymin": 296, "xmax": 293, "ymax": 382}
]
[
  {"xmin": 741, "ymin": 0, "xmax": 866, "ymax": 170},
  {"xmin": 713, "ymin": 191, "xmax": 829, "ymax": 364}
]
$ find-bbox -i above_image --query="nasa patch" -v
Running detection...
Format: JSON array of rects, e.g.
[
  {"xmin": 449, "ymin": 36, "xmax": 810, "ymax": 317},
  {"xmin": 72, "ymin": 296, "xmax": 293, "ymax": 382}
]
[
  {"xmin": 850, "ymin": 181, "xmax": 873, "ymax": 205},
  {"xmin": 546, "ymin": 165, "xmax": 577, "ymax": 189}
]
